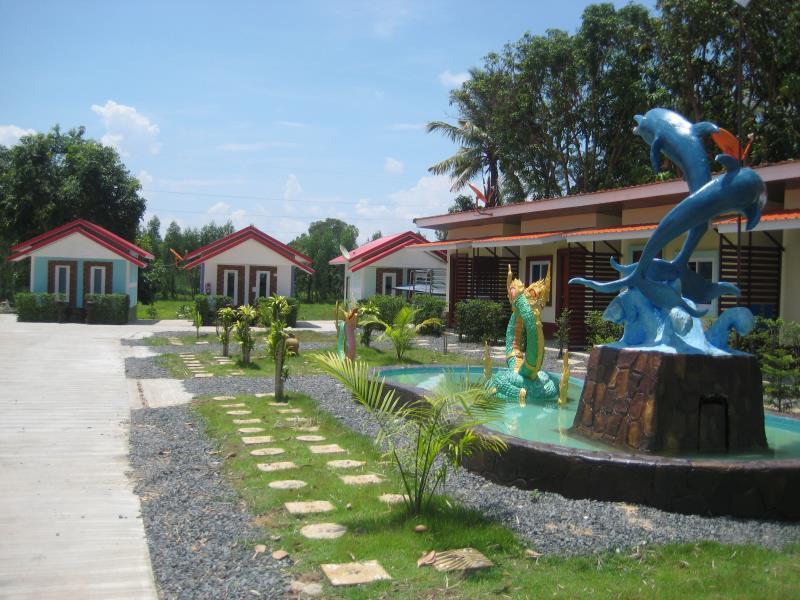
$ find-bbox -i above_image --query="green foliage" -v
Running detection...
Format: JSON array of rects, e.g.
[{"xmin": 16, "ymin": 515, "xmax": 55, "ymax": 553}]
[
  {"xmin": 192, "ymin": 305, "xmax": 203, "ymax": 339},
  {"xmin": 145, "ymin": 304, "xmax": 159, "ymax": 321},
  {"xmin": 289, "ymin": 218, "xmax": 358, "ymax": 302},
  {"xmin": 193, "ymin": 294, "xmax": 233, "ymax": 325},
  {"xmin": 555, "ymin": 308, "xmax": 572, "ymax": 357},
  {"xmin": 362, "ymin": 305, "xmax": 442, "ymax": 361},
  {"xmin": 356, "ymin": 301, "xmax": 381, "ymax": 347},
  {"xmin": 411, "ymin": 295, "xmax": 446, "ymax": 336},
  {"xmin": 85, "ymin": 294, "xmax": 130, "ymax": 324},
  {"xmin": 761, "ymin": 349, "xmax": 800, "ymax": 412},
  {"xmin": 454, "ymin": 299, "xmax": 505, "ymax": 343},
  {"xmin": 217, "ymin": 306, "xmax": 237, "ymax": 356},
  {"xmin": 234, "ymin": 305, "xmax": 258, "ymax": 364},
  {"xmin": 368, "ymin": 294, "xmax": 407, "ymax": 326},
  {"xmin": 585, "ymin": 310, "xmax": 623, "ymax": 349},
  {"xmin": 14, "ymin": 292, "xmax": 59, "ymax": 322},
  {"xmin": 314, "ymin": 352, "xmax": 507, "ymax": 515},
  {"xmin": 254, "ymin": 294, "xmax": 297, "ymax": 328}
]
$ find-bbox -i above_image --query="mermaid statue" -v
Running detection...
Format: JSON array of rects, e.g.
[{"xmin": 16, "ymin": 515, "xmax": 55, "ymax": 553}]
[
  {"xmin": 335, "ymin": 302, "xmax": 359, "ymax": 360},
  {"xmin": 487, "ymin": 266, "xmax": 568, "ymax": 406}
]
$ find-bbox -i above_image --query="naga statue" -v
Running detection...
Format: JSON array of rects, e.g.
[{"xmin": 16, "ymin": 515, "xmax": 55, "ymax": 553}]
[
  {"xmin": 570, "ymin": 108, "xmax": 766, "ymax": 355},
  {"xmin": 335, "ymin": 302, "xmax": 359, "ymax": 360},
  {"xmin": 487, "ymin": 266, "xmax": 567, "ymax": 406}
]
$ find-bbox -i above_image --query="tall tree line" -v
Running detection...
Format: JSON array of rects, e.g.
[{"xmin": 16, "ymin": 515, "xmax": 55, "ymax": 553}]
[{"xmin": 429, "ymin": 0, "xmax": 800, "ymax": 205}]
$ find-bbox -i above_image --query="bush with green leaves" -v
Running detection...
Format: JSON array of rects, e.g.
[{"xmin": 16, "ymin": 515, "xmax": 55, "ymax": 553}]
[
  {"xmin": 555, "ymin": 307, "xmax": 572, "ymax": 357},
  {"xmin": 411, "ymin": 294, "xmax": 446, "ymax": 336},
  {"xmin": 261, "ymin": 295, "xmax": 292, "ymax": 400},
  {"xmin": 454, "ymin": 299, "xmax": 505, "ymax": 343},
  {"xmin": 234, "ymin": 305, "xmax": 258, "ymax": 364},
  {"xmin": 356, "ymin": 301, "xmax": 381, "ymax": 347},
  {"xmin": 217, "ymin": 306, "xmax": 237, "ymax": 356},
  {"xmin": 762, "ymin": 348, "xmax": 800, "ymax": 412},
  {"xmin": 585, "ymin": 310, "xmax": 623, "ymax": 349},
  {"xmin": 368, "ymin": 294, "xmax": 407, "ymax": 327},
  {"xmin": 315, "ymin": 352, "xmax": 507, "ymax": 515},
  {"xmin": 14, "ymin": 292, "xmax": 60, "ymax": 322},
  {"xmin": 361, "ymin": 305, "xmax": 442, "ymax": 361},
  {"xmin": 85, "ymin": 294, "xmax": 129, "ymax": 324},
  {"xmin": 194, "ymin": 294, "xmax": 233, "ymax": 325}
]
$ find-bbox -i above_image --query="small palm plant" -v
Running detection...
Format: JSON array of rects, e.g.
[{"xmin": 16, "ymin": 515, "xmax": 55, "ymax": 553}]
[
  {"xmin": 217, "ymin": 306, "xmax": 237, "ymax": 357},
  {"xmin": 361, "ymin": 305, "xmax": 442, "ymax": 361},
  {"xmin": 192, "ymin": 306, "xmax": 203, "ymax": 340},
  {"xmin": 315, "ymin": 352, "xmax": 507, "ymax": 515},
  {"xmin": 263, "ymin": 295, "xmax": 292, "ymax": 401},
  {"xmin": 234, "ymin": 305, "xmax": 258, "ymax": 364}
]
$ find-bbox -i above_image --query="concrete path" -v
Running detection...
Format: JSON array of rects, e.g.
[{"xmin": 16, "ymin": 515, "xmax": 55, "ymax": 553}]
[{"xmin": 0, "ymin": 315, "xmax": 158, "ymax": 599}]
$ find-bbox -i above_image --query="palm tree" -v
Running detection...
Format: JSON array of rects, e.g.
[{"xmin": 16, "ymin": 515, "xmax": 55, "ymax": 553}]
[{"xmin": 361, "ymin": 305, "xmax": 441, "ymax": 361}]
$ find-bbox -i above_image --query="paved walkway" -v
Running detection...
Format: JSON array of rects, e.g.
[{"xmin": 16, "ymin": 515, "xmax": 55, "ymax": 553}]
[{"xmin": 0, "ymin": 315, "xmax": 158, "ymax": 599}]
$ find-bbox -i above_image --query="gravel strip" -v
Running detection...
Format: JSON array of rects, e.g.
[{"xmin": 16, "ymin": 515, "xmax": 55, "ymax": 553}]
[
  {"xmin": 130, "ymin": 405, "xmax": 289, "ymax": 599},
  {"xmin": 185, "ymin": 374, "xmax": 800, "ymax": 556},
  {"xmin": 125, "ymin": 356, "xmax": 172, "ymax": 379}
]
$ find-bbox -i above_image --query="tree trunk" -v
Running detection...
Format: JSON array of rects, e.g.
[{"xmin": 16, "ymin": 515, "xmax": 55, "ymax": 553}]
[
  {"xmin": 223, "ymin": 340, "xmax": 229, "ymax": 357},
  {"xmin": 275, "ymin": 336, "xmax": 285, "ymax": 402}
]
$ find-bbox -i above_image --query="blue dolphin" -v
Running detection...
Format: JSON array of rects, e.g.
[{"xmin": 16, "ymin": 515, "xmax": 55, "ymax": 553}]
[{"xmin": 570, "ymin": 154, "xmax": 766, "ymax": 317}]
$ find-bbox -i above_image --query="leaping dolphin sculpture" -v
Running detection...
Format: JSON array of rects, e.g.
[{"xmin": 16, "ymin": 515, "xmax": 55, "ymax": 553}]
[{"xmin": 570, "ymin": 154, "xmax": 766, "ymax": 317}]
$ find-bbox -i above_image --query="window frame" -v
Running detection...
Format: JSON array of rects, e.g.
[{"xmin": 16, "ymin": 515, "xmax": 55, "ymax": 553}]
[
  {"xmin": 255, "ymin": 270, "xmax": 271, "ymax": 299},
  {"xmin": 89, "ymin": 265, "xmax": 106, "ymax": 295},
  {"xmin": 55, "ymin": 264, "xmax": 70, "ymax": 299},
  {"xmin": 383, "ymin": 272, "xmax": 397, "ymax": 296},
  {"xmin": 223, "ymin": 269, "xmax": 238, "ymax": 301},
  {"xmin": 525, "ymin": 255, "xmax": 553, "ymax": 306}
]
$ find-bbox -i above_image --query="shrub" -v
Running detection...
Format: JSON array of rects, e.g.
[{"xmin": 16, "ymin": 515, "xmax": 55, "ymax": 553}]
[
  {"xmin": 85, "ymin": 294, "xmax": 130, "ymax": 324},
  {"xmin": 286, "ymin": 296, "xmax": 299, "ymax": 327},
  {"xmin": 234, "ymin": 305, "xmax": 258, "ymax": 364},
  {"xmin": 356, "ymin": 300, "xmax": 380, "ymax": 347},
  {"xmin": 585, "ymin": 310, "xmax": 623, "ymax": 349},
  {"xmin": 217, "ymin": 307, "xmax": 237, "ymax": 356},
  {"xmin": 454, "ymin": 299, "xmax": 505, "ymax": 343},
  {"xmin": 555, "ymin": 307, "xmax": 572, "ymax": 357},
  {"xmin": 411, "ymin": 295, "xmax": 446, "ymax": 336},
  {"xmin": 361, "ymin": 305, "xmax": 442, "ymax": 361},
  {"xmin": 194, "ymin": 294, "xmax": 233, "ymax": 325},
  {"xmin": 369, "ymin": 294, "xmax": 407, "ymax": 327},
  {"xmin": 15, "ymin": 292, "xmax": 60, "ymax": 322}
]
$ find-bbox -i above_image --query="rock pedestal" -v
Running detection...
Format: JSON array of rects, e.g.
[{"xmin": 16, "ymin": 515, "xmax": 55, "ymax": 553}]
[{"xmin": 572, "ymin": 346, "xmax": 768, "ymax": 454}]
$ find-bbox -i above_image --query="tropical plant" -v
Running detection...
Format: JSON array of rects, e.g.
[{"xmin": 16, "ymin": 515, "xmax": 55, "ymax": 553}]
[
  {"xmin": 356, "ymin": 301, "xmax": 380, "ymax": 347},
  {"xmin": 361, "ymin": 305, "xmax": 442, "ymax": 361},
  {"xmin": 217, "ymin": 306, "xmax": 237, "ymax": 357},
  {"xmin": 191, "ymin": 305, "xmax": 203, "ymax": 339},
  {"xmin": 261, "ymin": 295, "xmax": 291, "ymax": 401},
  {"xmin": 314, "ymin": 352, "xmax": 507, "ymax": 515},
  {"xmin": 234, "ymin": 305, "xmax": 258, "ymax": 364},
  {"xmin": 585, "ymin": 310, "xmax": 623, "ymax": 349},
  {"xmin": 146, "ymin": 304, "xmax": 159, "ymax": 321},
  {"xmin": 555, "ymin": 308, "xmax": 572, "ymax": 357},
  {"xmin": 762, "ymin": 349, "xmax": 800, "ymax": 413}
]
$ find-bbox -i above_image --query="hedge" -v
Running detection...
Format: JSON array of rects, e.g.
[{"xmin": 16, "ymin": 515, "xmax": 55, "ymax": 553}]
[
  {"xmin": 368, "ymin": 294, "xmax": 407, "ymax": 326},
  {"xmin": 85, "ymin": 294, "xmax": 130, "ymax": 324},
  {"xmin": 15, "ymin": 292, "xmax": 60, "ymax": 322},
  {"xmin": 194, "ymin": 294, "xmax": 234, "ymax": 325},
  {"xmin": 411, "ymin": 294, "xmax": 446, "ymax": 336},
  {"xmin": 454, "ymin": 299, "xmax": 505, "ymax": 343},
  {"xmin": 585, "ymin": 310, "xmax": 623, "ymax": 349}
]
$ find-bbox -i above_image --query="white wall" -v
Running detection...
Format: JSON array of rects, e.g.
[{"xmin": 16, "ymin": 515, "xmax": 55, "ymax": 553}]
[
  {"xmin": 201, "ymin": 238, "xmax": 300, "ymax": 299},
  {"xmin": 29, "ymin": 232, "xmax": 121, "ymax": 261},
  {"xmin": 368, "ymin": 248, "xmax": 445, "ymax": 270}
]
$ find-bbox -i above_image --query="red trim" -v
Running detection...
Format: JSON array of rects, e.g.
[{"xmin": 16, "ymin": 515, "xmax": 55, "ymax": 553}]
[
  {"xmin": 350, "ymin": 235, "xmax": 446, "ymax": 272},
  {"xmin": 331, "ymin": 231, "xmax": 443, "ymax": 270},
  {"xmin": 11, "ymin": 219, "xmax": 153, "ymax": 259},
  {"xmin": 714, "ymin": 209, "xmax": 800, "ymax": 225},
  {"xmin": 182, "ymin": 228, "xmax": 315, "ymax": 274}
]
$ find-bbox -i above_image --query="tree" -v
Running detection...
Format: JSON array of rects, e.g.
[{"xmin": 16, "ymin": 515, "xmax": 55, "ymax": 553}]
[
  {"xmin": 290, "ymin": 218, "xmax": 358, "ymax": 302},
  {"xmin": 0, "ymin": 126, "xmax": 146, "ymax": 298},
  {"xmin": 370, "ymin": 230, "xmax": 382, "ymax": 241}
]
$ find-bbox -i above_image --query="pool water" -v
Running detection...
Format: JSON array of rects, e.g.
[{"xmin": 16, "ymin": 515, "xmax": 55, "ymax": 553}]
[{"xmin": 379, "ymin": 366, "xmax": 800, "ymax": 460}]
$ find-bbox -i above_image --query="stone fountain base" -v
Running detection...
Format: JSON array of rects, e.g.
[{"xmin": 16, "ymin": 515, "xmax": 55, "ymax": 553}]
[{"xmin": 572, "ymin": 346, "xmax": 768, "ymax": 454}]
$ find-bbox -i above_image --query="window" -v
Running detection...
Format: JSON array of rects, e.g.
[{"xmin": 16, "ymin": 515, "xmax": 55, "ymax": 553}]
[
  {"xmin": 687, "ymin": 259, "xmax": 713, "ymax": 281},
  {"xmin": 384, "ymin": 273, "xmax": 396, "ymax": 295},
  {"xmin": 55, "ymin": 265, "xmax": 70, "ymax": 298},
  {"xmin": 224, "ymin": 269, "xmax": 238, "ymax": 300},
  {"xmin": 255, "ymin": 271, "xmax": 270, "ymax": 298},
  {"xmin": 528, "ymin": 260, "xmax": 549, "ymax": 284},
  {"xmin": 687, "ymin": 253, "xmax": 718, "ymax": 316},
  {"xmin": 90, "ymin": 266, "xmax": 106, "ymax": 294}
]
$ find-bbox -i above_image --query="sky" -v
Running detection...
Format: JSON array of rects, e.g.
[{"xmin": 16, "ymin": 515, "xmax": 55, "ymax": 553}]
[{"xmin": 0, "ymin": 0, "xmax": 655, "ymax": 245}]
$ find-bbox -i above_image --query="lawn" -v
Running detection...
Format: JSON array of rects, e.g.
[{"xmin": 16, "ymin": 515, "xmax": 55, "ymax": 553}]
[
  {"xmin": 297, "ymin": 302, "xmax": 337, "ymax": 321},
  {"xmin": 138, "ymin": 300, "xmax": 338, "ymax": 322},
  {"xmin": 196, "ymin": 392, "xmax": 800, "ymax": 599}
]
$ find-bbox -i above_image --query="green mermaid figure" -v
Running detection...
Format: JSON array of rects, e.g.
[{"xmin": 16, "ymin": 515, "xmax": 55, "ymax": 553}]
[
  {"xmin": 335, "ymin": 302, "xmax": 359, "ymax": 360},
  {"xmin": 487, "ymin": 266, "xmax": 563, "ymax": 406}
]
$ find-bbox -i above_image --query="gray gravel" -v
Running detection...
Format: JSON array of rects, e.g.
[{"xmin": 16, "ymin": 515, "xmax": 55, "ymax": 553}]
[
  {"xmin": 129, "ymin": 404, "xmax": 289, "ymax": 599},
  {"xmin": 185, "ymin": 374, "xmax": 800, "ymax": 556},
  {"xmin": 125, "ymin": 356, "xmax": 172, "ymax": 379}
]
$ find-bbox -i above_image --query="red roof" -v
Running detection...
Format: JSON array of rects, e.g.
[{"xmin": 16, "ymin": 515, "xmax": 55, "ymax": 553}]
[
  {"xmin": 715, "ymin": 208, "xmax": 800, "ymax": 225},
  {"xmin": 329, "ymin": 231, "xmax": 446, "ymax": 272},
  {"xmin": 182, "ymin": 226, "xmax": 315, "ymax": 274},
  {"xmin": 7, "ymin": 219, "xmax": 153, "ymax": 267}
]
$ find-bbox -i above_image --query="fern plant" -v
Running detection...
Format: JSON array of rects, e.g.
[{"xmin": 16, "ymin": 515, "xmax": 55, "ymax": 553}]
[
  {"xmin": 217, "ymin": 306, "xmax": 237, "ymax": 357},
  {"xmin": 361, "ymin": 305, "xmax": 442, "ymax": 361},
  {"xmin": 314, "ymin": 352, "xmax": 507, "ymax": 515},
  {"xmin": 234, "ymin": 305, "xmax": 258, "ymax": 364}
]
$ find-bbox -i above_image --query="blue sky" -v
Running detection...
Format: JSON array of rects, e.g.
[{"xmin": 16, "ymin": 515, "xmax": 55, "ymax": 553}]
[{"xmin": 1, "ymin": 0, "xmax": 654, "ymax": 244}]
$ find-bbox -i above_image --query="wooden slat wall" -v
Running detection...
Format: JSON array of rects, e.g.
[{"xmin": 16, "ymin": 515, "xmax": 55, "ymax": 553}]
[
  {"xmin": 448, "ymin": 254, "xmax": 518, "ymax": 324},
  {"xmin": 567, "ymin": 247, "xmax": 619, "ymax": 349},
  {"xmin": 719, "ymin": 236, "xmax": 781, "ymax": 317}
]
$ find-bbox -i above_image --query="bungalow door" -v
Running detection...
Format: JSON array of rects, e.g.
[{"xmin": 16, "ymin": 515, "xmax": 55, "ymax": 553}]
[{"xmin": 255, "ymin": 270, "xmax": 271, "ymax": 299}]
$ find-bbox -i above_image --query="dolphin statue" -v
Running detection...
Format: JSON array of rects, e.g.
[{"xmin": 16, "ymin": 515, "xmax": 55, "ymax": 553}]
[
  {"xmin": 634, "ymin": 108, "xmax": 719, "ymax": 194},
  {"xmin": 570, "ymin": 154, "xmax": 766, "ymax": 317}
]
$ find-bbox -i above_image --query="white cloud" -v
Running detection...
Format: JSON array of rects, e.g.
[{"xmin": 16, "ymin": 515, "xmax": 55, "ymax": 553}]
[
  {"xmin": 275, "ymin": 121, "xmax": 309, "ymax": 128},
  {"xmin": 384, "ymin": 156, "xmax": 405, "ymax": 174},
  {"xmin": 387, "ymin": 123, "xmax": 425, "ymax": 131},
  {"xmin": 438, "ymin": 70, "xmax": 470, "ymax": 88},
  {"xmin": 208, "ymin": 201, "xmax": 231, "ymax": 215},
  {"xmin": 218, "ymin": 141, "xmax": 301, "ymax": 152},
  {"xmin": 0, "ymin": 124, "xmax": 35, "ymax": 146},
  {"xmin": 387, "ymin": 175, "xmax": 452, "ymax": 219},
  {"xmin": 229, "ymin": 209, "xmax": 249, "ymax": 228},
  {"xmin": 137, "ymin": 169, "xmax": 154, "ymax": 186},
  {"xmin": 90, "ymin": 100, "xmax": 161, "ymax": 156},
  {"xmin": 283, "ymin": 174, "xmax": 303, "ymax": 201}
]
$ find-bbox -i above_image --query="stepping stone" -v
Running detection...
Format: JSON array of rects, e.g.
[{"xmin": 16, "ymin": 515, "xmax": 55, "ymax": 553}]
[
  {"xmin": 229, "ymin": 371, "xmax": 245, "ymax": 376},
  {"xmin": 256, "ymin": 461, "xmax": 295, "ymax": 472},
  {"xmin": 255, "ymin": 393, "xmax": 274, "ymax": 398},
  {"xmin": 278, "ymin": 408, "xmax": 302, "ymax": 414},
  {"xmin": 194, "ymin": 373, "xmax": 213, "ymax": 378},
  {"xmin": 321, "ymin": 560, "xmax": 391, "ymax": 586},
  {"xmin": 309, "ymin": 444, "xmax": 345, "ymax": 454},
  {"xmin": 268, "ymin": 402, "xmax": 289, "ymax": 407},
  {"xmin": 233, "ymin": 418, "xmax": 261, "ymax": 424},
  {"xmin": 284, "ymin": 417, "xmax": 307, "ymax": 423},
  {"xmin": 242, "ymin": 435, "xmax": 275, "ymax": 445},
  {"xmin": 213, "ymin": 395, "xmax": 236, "ymax": 401},
  {"xmin": 284, "ymin": 500, "xmax": 335, "ymax": 515},
  {"xmin": 423, "ymin": 548, "xmax": 494, "ymax": 572},
  {"xmin": 340, "ymin": 474, "xmax": 384, "ymax": 485},
  {"xmin": 290, "ymin": 581, "xmax": 324, "ymax": 596},
  {"xmin": 327, "ymin": 460, "xmax": 365, "ymax": 469},
  {"xmin": 378, "ymin": 494, "xmax": 407, "ymax": 505},
  {"xmin": 196, "ymin": 341, "xmax": 209, "ymax": 345},
  {"xmin": 237, "ymin": 427, "xmax": 265, "ymax": 433},
  {"xmin": 226, "ymin": 410, "xmax": 251, "ymax": 415},
  {"xmin": 252, "ymin": 448, "xmax": 285, "ymax": 457},
  {"xmin": 300, "ymin": 523, "xmax": 347, "ymax": 540},
  {"xmin": 294, "ymin": 426, "xmax": 320, "ymax": 432},
  {"xmin": 296, "ymin": 435, "xmax": 326, "ymax": 442},
  {"xmin": 268, "ymin": 480, "xmax": 307, "ymax": 490},
  {"xmin": 221, "ymin": 403, "xmax": 246, "ymax": 408}
]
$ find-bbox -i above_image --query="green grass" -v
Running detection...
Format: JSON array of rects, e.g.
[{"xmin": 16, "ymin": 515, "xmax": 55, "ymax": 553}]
[
  {"xmin": 196, "ymin": 392, "xmax": 800, "ymax": 599},
  {"xmin": 136, "ymin": 299, "xmax": 192, "ymax": 320},
  {"xmin": 297, "ymin": 302, "xmax": 337, "ymax": 321},
  {"xmin": 157, "ymin": 343, "xmax": 474, "ymax": 378}
]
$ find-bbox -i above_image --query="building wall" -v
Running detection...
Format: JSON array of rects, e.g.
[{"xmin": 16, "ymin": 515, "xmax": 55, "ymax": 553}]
[
  {"xmin": 31, "ymin": 256, "xmax": 131, "ymax": 307},
  {"xmin": 520, "ymin": 212, "xmax": 619, "ymax": 234},
  {"xmin": 780, "ymin": 229, "xmax": 800, "ymax": 322},
  {"xmin": 785, "ymin": 183, "xmax": 800, "ymax": 209},
  {"xmin": 200, "ymin": 238, "xmax": 297, "ymax": 300},
  {"xmin": 447, "ymin": 222, "xmax": 519, "ymax": 241}
]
